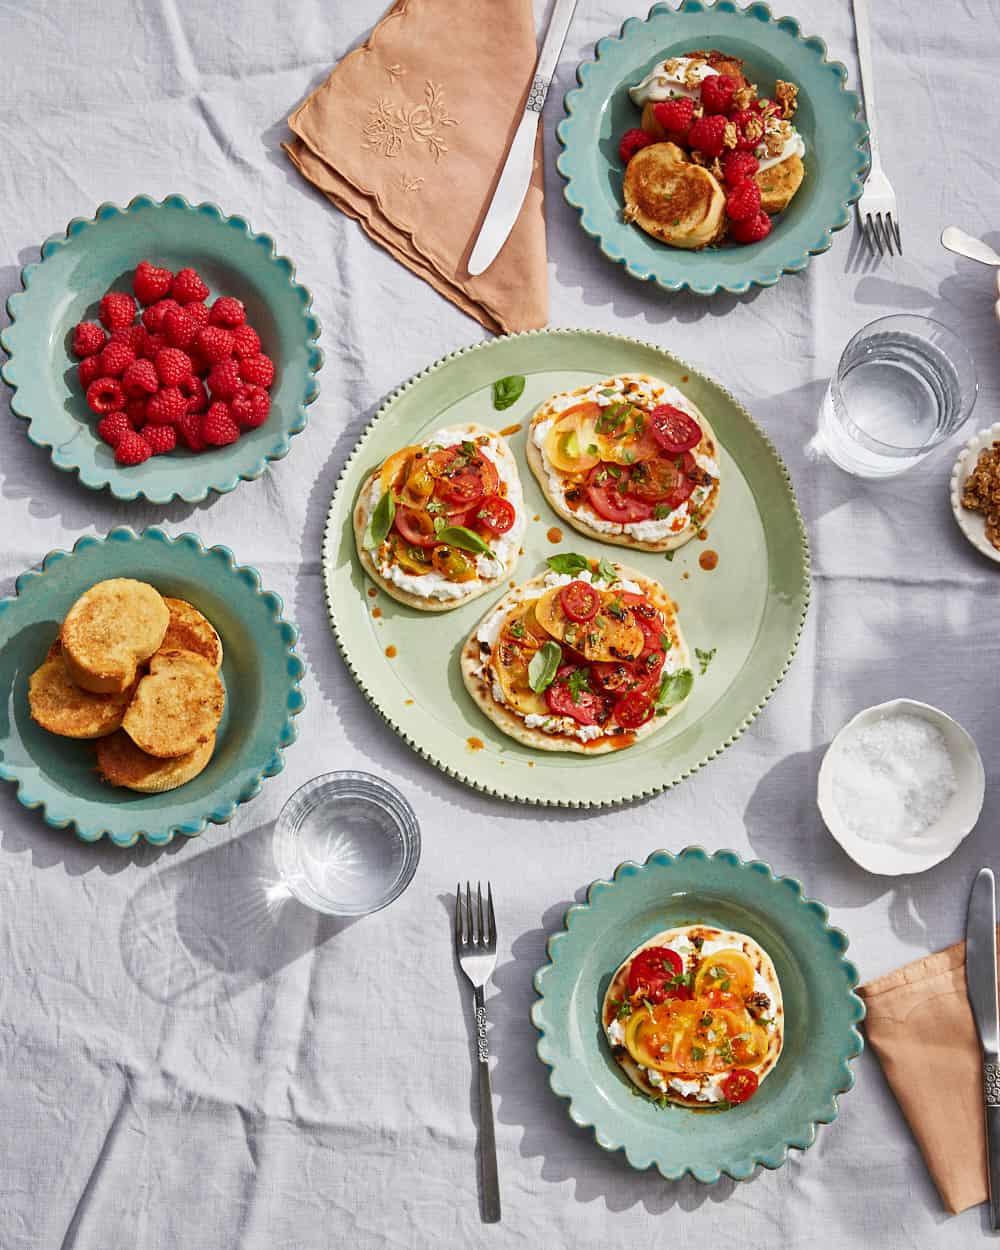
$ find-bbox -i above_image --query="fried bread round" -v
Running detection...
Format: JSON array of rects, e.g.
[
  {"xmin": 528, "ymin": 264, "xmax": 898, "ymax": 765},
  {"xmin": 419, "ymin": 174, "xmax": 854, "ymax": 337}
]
[
  {"xmin": 623, "ymin": 142, "xmax": 726, "ymax": 250},
  {"xmin": 61, "ymin": 579, "xmax": 169, "ymax": 694},
  {"xmin": 96, "ymin": 730, "xmax": 215, "ymax": 793},
  {"xmin": 28, "ymin": 640, "xmax": 136, "ymax": 739},
  {"xmin": 122, "ymin": 649, "xmax": 225, "ymax": 759}
]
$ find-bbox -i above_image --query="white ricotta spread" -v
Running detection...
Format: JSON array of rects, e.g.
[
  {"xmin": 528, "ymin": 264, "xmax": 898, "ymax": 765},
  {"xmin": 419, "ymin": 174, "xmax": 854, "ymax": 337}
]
[
  {"xmin": 607, "ymin": 1017, "xmax": 626, "ymax": 1047},
  {"xmin": 757, "ymin": 128, "xmax": 806, "ymax": 173},
  {"xmin": 629, "ymin": 57, "xmax": 719, "ymax": 107}
]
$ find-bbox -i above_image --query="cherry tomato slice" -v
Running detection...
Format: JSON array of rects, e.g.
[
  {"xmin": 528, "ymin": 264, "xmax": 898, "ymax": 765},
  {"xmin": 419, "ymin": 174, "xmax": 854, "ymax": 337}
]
[
  {"xmin": 650, "ymin": 405, "xmax": 702, "ymax": 454},
  {"xmin": 721, "ymin": 1068, "xmax": 759, "ymax": 1104},
  {"xmin": 628, "ymin": 457, "xmax": 683, "ymax": 503},
  {"xmin": 621, "ymin": 595, "xmax": 665, "ymax": 648},
  {"xmin": 437, "ymin": 467, "xmax": 484, "ymax": 508},
  {"xmin": 475, "ymin": 495, "xmax": 516, "ymax": 536},
  {"xmin": 613, "ymin": 690, "xmax": 655, "ymax": 729},
  {"xmin": 627, "ymin": 946, "xmax": 685, "ymax": 1000},
  {"xmin": 394, "ymin": 506, "xmax": 438, "ymax": 548},
  {"xmin": 429, "ymin": 446, "xmax": 499, "ymax": 513},
  {"xmin": 591, "ymin": 649, "xmax": 664, "ymax": 695},
  {"xmin": 544, "ymin": 665, "xmax": 606, "ymax": 725},
  {"xmin": 585, "ymin": 465, "xmax": 654, "ymax": 524},
  {"xmin": 559, "ymin": 580, "xmax": 600, "ymax": 623}
]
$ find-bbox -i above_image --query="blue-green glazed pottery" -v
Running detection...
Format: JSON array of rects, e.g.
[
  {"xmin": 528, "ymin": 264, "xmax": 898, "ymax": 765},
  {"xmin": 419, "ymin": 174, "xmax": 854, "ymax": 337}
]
[
  {"xmin": 557, "ymin": 1, "xmax": 869, "ymax": 294},
  {"xmin": 1, "ymin": 195, "xmax": 323, "ymax": 503},
  {"xmin": 532, "ymin": 847, "xmax": 864, "ymax": 1181},
  {"xmin": 0, "ymin": 527, "xmax": 305, "ymax": 847}
]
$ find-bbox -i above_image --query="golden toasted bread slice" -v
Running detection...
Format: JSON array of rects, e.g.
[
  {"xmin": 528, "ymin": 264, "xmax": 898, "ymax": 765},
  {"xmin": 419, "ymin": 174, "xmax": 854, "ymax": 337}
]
[
  {"xmin": 122, "ymin": 649, "xmax": 225, "ymax": 759},
  {"xmin": 96, "ymin": 729, "xmax": 215, "ymax": 793},
  {"xmin": 61, "ymin": 579, "xmax": 169, "ymax": 694},
  {"xmin": 623, "ymin": 142, "xmax": 725, "ymax": 250},
  {"xmin": 755, "ymin": 152, "xmax": 804, "ymax": 214},
  {"xmin": 160, "ymin": 598, "xmax": 223, "ymax": 668},
  {"xmin": 28, "ymin": 639, "xmax": 136, "ymax": 739}
]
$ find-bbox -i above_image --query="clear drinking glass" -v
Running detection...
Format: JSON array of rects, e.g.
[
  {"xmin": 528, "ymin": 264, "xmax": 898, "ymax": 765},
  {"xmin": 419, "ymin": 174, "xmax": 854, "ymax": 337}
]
[
  {"xmin": 818, "ymin": 314, "xmax": 978, "ymax": 478},
  {"xmin": 273, "ymin": 772, "xmax": 421, "ymax": 917}
]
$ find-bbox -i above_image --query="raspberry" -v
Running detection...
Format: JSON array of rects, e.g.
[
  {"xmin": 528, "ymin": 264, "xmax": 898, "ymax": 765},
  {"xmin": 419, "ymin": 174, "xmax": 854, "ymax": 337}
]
[
  {"xmin": 700, "ymin": 73, "xmax": 737, "ymax": 115},
  {"xmin": 687, "ymin": 114, "xmax": 727, "ymax": 158},
  {"xmin": 140, "ymin": 332, "xmax": 168, "ymax": 359},
  {"xmin": 114, "ymin": 432, "xmax": 153, "ymax": 466},
  {"xmin": 98, "ymin": 292, "xmax": 136, "ymax": 331},
  {"xmin": 730, "ymin": 108, "xmax": 765, "ymax": 152},
  {"xmin": 726, "ymin": 179, "xmax": 762, "ymax": 222},
  {"xmin": 231, "ymin": 384, "xmax": 270, "ymax": 429},
  {"xmin": 72, "ymin": 321, "xmax": 106, "ymax": 358},
  {"xmin": 721, "ymin": 150, "xmax": 760, "ymax": 187},
  {"xmin": 195, "ymin": 326, "xmax": 234, "ymax": 363},
  {"xmin": 145, "ymin": 386, "xmax": 188, "ymax": 425},
  {"xmin": 178, "ymin": 375, "xmax": 208, "ymax": 412},
  {"xmin": 142, "ymin": 299, "xmax": 179, "ymax": 333},
  {"xmin": 207, "ymin": 358, "xmax": 242, "ymax": 399},
  {"xmin": 653, "ymin": 98, "xmax": 694, "ymax": 138},
  {"xmin": 231, "ymin": 324, "xmax": 261, "ymax": 359},
  {"xmin": 133, "ymin": 261, "xmax": 173, "ymax": 305},
  {"xmin": 186, "ymin": 301, "xmax": 210, "ymax": 328},
  {"xmin": 122, "ymin": 358, "xmax": 159, "ymax": 397},
  {"xmin": 177, "ymin": 409, "xmax": 207, "ymax": 452},
  {"xmin": 163, "ymin": 306, "xmax": 197, "ymax": 349},
  {"xmin": 730, "ymin": 210, "xmax": 773, "ymax": 245},
  {"xmin": 110, "ymin": 324, "xmax": 145, "ymax": 352},
  {"xmin": 144, "ymin": 423, "xmax": 177, "ymax": 455},
  {"xmin": 97, "ymin": 412, "xmax": 133, "ymax": 448},
  {"xmin": 78, "ymin": 355, "xmax": 105, "ymax": 388},
  {"xmin": 209, "ymin": 297, "xmax": 246, "ymax": 327},
  {"xmin": 618, "ymin": 128, "xmax": 654, "ymax": 164},
  {"xmin": 202, "ymin": 402, "xmax": 240, "ymax": 446},
  {"xmin": 125, "ymin": 396, "xmax": 148, "ymax": 425},
  {"xmin": 187, "ymin": 349, "xmax": 210, "ymax": 377},
  {"xmin": 154, "ymin": 348, "xmax": 192, "ymax": 386},
  {"xmin": 86, "ymin": 377, "xmax": 125, "ymax": 414},
  {"xmin": 171, "ymin": 267, "xmax": 209, "ymax": 304},
  {"xmin": 97, "ymin": 341, "xmax": 136, "ymax": 378},
  {"xmin": 239, "ymin": 353, "xmax": 274, "ymax": 389}
]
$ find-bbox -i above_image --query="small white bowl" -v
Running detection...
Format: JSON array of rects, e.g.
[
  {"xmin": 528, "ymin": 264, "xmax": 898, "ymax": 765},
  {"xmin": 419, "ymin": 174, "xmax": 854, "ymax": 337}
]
[
  {"xmin": 951, "ymin": 422, "xmax": 1000, "ymax": 564},
  {"xmin": 817, "ymin": 699, "xmax": 985, "ymax": 875}
]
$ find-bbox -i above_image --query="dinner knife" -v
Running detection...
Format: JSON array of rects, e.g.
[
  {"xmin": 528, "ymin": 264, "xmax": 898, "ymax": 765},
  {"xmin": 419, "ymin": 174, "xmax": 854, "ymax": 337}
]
[
  {"xmin": 966, "ymin": 866, "xmax": 1000, "ymax": 1230},
  {"xmin": 467, "ymin": 0, "xmax": 579, "ymax": 276}
]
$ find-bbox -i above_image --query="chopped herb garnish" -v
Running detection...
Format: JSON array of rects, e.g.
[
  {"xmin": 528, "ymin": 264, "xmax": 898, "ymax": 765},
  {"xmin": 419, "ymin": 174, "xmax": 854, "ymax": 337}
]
[
  {"xmin": 432, "ymin": 514, "xmax": 446, "ymax": 534},
  {"xmin": 659, "ymin": 633, "xmax": 672, "ymax": 651},
  {"xmin": 716, "ymin": 1038, "xmax": 734, "ymax": 1065},
  {"xmin": 587, "ymin": 443, "xmax": 599, "ymax": 455},
  {"xmin": 607, "ymin": 464, "xmax": 622, "ymax": 479},
  {"xmin": 696, "ymin": 646, "xmax": 716, "ymax": 675},
  {"xmin": 642, "ymin": 997, "xmax": 657, "ymax": 1017},
  {"xmin": 614, "ymin": 998, "xmax": 633, "ymax": 1020},
  {"xmin": 492, "ymin": 374, "xmax": 526, "ymax": 411},
  {"xmin": 509, "ymin": 618, "xmax": 526, "ymax": 639},
  {"xmin": 460, "ymin": 439, "xmax": 478, "ymax": 460},
  {"xmin": 664, "ymin": 550, "xmax": 675, "ymax": 562},
  {"xmin": 527, "ymin": 640, "xmax": 562, "ymax": 693},
  {"xmin": 425, "ymin": 498, "xmax": 444, "ymax": 515},
  {"xmin": 599, "ymin": 388, "xmax": 617, "ymax": 398},
  {"xmin": 546, "ymin": 552, "xmax": 590, "ymax": 576},
  {"xmin": 653, "ymin": 504, "xmax": 671, "ymax": 520},
  {"xmin": 700, "ymin": 1012, "xmax": 713, "ymax": 1027},
  {"xmin": 594, "ymin": 557, "xmax": 617, "ymax": 584},
  {"xmin": 690, "ymin": 1046, "xmax": 705, "ymax": 1062},
  {"xmin": 567, "ymin": 667, "xmax": 590, "ymax": 704}
]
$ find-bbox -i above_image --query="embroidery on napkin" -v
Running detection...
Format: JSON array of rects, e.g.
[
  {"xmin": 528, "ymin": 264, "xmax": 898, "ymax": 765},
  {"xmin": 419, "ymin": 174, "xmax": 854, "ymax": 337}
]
[{"xmin": 362, "ymin": 80, "xmax": 458, "ymax": 162}]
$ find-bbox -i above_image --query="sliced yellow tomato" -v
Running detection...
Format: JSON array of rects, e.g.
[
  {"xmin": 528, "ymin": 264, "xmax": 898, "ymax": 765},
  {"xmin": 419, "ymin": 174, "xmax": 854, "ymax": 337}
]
[
  {"xmin": 379, "ymin": 446, "xmax": 422, "ymax": 494},
  {"xmin": 399, "ymin": 454, "xmax": 435, "ymax": 506},
  {"xmin": 692, "ymin": 949, "xmax": 755, "ymax": 1000},
  {"xmin": 594, "ymin": 404, "xmax": 660, "ymax": 466},
  {"xmin": 430, "ymin": 544, "xmax": 477, "ymax": 582},
  {"xmin": 543, "ymin": 404, "xmax": 601, "ymax": 475},
  {"xmin": 534, "ymin": 585, "xmax": 643, "ymax": 662},
  {"xmin": 491, "ymin": 605, "xmax": 549, "ymax": 716}
]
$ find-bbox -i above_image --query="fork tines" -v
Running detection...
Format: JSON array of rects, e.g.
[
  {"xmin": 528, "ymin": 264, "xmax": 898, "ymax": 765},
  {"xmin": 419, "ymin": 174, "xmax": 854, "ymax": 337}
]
[
  {"xmin": 865, "ymin": 211, "xmax": 902, "ymax": 257},
  {"xmin": 455, "ymin": 880, "xmax": 497, "ymax": 949}
]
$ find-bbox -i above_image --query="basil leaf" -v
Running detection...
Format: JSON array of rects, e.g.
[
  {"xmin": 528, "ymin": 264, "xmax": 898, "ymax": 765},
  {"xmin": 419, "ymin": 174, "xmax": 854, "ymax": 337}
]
[
  {"xmin": 546, "ymin": 552, "xmax": 590, "ymax": 576},
  {"xmin": 656, "ymin": 668, "xmax": 694, "ymax": 710},
  {"xmin": 594, "ymin": 557, "xmax": 617, "ymax": 584},
  {"xmin": 435, "ymin": 525, "xmax": 491, "ymax": 555},
  {"xmin": 364, "ymin": 489, "xmax": 395, "ymax": 549},
  {"xmin": 527, "ymin": 640, "xmax": 562, "ymax": 693},
  {"xmin": 492, "ymin": 375, "xmax": 526, "ymax": 411},
  {"xmin": 696, "ymin": 646, "xmax": 716, "ymax": 675}
]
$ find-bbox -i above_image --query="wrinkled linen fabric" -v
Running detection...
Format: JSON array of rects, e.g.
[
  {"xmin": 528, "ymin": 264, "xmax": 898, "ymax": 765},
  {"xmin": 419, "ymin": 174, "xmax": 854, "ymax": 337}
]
[{"xmin": 0, "ymin": 1, "xmax": 998, "ymax": 1247}]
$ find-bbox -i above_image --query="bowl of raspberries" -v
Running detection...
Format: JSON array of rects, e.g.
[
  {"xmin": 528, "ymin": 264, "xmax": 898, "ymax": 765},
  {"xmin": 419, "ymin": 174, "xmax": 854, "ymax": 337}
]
[{"xmin": 2, "ymin": 195, "xmax": 323, "ymax": 503}]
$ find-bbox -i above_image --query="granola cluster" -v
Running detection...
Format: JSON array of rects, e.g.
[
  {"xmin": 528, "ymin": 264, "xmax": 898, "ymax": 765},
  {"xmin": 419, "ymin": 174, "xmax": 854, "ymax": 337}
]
[{"xmin": 961, "ymin": 442, "xmax": 1000, "ymax": 550}]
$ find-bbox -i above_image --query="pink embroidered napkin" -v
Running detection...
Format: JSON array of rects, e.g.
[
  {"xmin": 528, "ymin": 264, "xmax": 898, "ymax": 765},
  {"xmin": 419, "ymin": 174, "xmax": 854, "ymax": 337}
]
[
  {"xmin": 284, "ymin": 0, "xmax": 548, "ymax": 334},
  {"xmin": 859, "ymin": 930, "xmax": 1000, "ymax": 1215}
]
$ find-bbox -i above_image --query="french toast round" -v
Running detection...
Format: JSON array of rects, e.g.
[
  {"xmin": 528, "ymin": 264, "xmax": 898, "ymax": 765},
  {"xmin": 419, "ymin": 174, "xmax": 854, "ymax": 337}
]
[
  {"xmin": 96, "ymin": 730, "xmax": 216, "ymax": 794},
  {"xmin": 28, "ymin": 640, "xmax": 136, "ymax": 739},
  {"xmin": 756, "ymin": 152, "xmax": 805, "ymax": 215},
  {"xmin": 160, "ymin": 598, "xmax": 223, "ymax": 668},
  {"xmin": 122, "ymin": 649, "xmax": 225, "ymax": 759},
  {"xmin": 623, "ymin": 143, "xmax": 726, "ymax": 250},
  {"xmin": 61, "ymin": 579, "xmax": 169, "ymax": 694}
]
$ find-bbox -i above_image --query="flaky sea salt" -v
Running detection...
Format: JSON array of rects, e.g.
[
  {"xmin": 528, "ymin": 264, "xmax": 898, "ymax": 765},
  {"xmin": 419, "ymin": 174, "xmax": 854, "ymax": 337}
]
[{"xmin": 831, "ymin": 713, "xmax": 957, "ymax": 844}]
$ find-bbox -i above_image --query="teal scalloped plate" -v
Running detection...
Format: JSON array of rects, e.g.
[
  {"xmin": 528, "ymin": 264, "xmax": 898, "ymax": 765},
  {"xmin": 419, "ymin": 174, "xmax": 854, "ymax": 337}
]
[
  {"xmin": 0, "ymin": 527, "xmax": 305, "ymax": 846},
  {"xmin": 557, "ymin": 1, "xmax": 869, "ymax": 294},
  {"xmin": 0, "ymin": 195, "xmax": 323, "ymax": 503},
  {"xmin": 532, "ymin": 848, "xmax": 864, "ymax": 1181}
]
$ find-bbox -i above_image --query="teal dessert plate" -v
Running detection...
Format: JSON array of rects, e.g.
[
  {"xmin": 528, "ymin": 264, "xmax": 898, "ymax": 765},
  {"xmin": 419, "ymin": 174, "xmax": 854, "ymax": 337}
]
[
  {"xmin": 532, "ymin": 848, "xmax": 864, "ymax": 1181},
  {"xmin": 0, "ymin": 527, "xmax": 305, "ymax": 846},
  {"xmin": 557, "ymin": 1, "xmax": 869, "ymax": 294},
  {"xmin": 1, "ymin": 194, "xmax": 323, "ymax": 503}
]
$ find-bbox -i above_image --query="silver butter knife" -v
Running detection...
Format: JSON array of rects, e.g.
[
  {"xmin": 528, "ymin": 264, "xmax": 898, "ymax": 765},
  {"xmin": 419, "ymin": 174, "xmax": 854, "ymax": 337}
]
[
  {"xmin": 967, "ymin": 866, "xmax": 1000, "ymax": 1230},
  {"xmin": 467, "ymin": 0, "xmax": 579, "ymax": 276}
]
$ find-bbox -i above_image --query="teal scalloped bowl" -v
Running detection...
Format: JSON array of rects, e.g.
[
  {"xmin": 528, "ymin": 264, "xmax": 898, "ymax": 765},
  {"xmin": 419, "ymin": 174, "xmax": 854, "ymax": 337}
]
[
  {"xmin": 0, "ymin": 527, "xmax": 305, "ymax": 846},
  {"xmin": 557, "ymin": 1, "xmax": 869, "ymax": 294},
  {"xmin": 0, "ymin": 195, "xmax": 323, "ymax": 503},
  {"xmin": 531, "ymin": 848, "xmax": 864, "ymax": 1181}
]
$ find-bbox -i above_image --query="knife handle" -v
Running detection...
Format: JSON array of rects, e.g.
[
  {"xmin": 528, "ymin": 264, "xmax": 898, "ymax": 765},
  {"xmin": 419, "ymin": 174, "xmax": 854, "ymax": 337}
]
[{"xmin": 985, "ymin": 1061, "xmax": 1000, "ymax": 1229}]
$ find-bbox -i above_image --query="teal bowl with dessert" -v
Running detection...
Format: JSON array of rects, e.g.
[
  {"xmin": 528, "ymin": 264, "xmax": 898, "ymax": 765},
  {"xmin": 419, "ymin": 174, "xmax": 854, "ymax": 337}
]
[
  {"xmin": 1, "ymin": 194, "xmax": 323, "ymax": 503},
  {"xmin": 557, "ymin": 0, "xmax": 869, "ymax": 294}
]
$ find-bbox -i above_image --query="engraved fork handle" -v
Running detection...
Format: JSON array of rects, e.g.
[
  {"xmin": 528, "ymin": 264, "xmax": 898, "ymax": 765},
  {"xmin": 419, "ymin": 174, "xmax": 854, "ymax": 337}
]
[
  {"xmin": 851, "ymin": 0, "xmax": 880, "ymax": 163},
  {"xmin": 472, "ymin": 986, "xmax": 501, "ymax": 1223},
  {"xmin": 984, "ymin": 1059, "xmax": 1000, "ymax": 1229}
]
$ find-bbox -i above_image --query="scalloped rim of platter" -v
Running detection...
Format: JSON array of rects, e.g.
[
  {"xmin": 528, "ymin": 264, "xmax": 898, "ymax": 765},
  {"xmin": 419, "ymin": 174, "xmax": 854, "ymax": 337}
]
[{"xmin": 817, "ymin": 698, "xmax": 985, "ymax": 876}]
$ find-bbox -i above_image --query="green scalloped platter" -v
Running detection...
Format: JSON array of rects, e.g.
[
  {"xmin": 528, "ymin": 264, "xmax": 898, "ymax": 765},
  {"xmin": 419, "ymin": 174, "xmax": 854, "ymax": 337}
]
[
  {"xmin": 532, "ymin": 848, "xmax": 865, "ymax": 1181},
  {"xmin": 0, "ymin": 528, "xmax": 305, "ymax": 846},
  {"xmin": 323, "ymin": 331, "xmax": 808, "ymax": 806}
]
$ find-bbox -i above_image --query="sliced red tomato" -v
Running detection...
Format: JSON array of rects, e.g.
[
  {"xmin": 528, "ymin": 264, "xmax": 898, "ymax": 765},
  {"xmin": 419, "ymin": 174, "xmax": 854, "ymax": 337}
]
[
  {"xmin": 429, "ymin": 446, "xmax": 499, "ymax": 512},
  {"xmin": 475, "ymin": 495, "xmax": 515, "ymax": 536},
  {"xmin": 627, "ymin": 946, "xmax": 686, "ymax": 1002},
  {"xmin": 628, "ymin": 457, "xmax": 684, "ymax": 503},
  {"xmin": 632, "ymin": 648, "xmax": 666, "ymax": 692},
  {"xmin": 613, "ymin": 690, "xmax": 655, "ymax": 729},
  {"xmin": 650, "ymin": 405, "xmax": 702, "ymax": 454},
  {"xmin": 591, "ymin": 648, "xmax": 664, "ymax": 695},
  {"xmin": 559, "ymin": 580, "xmax": 600, "ymax": 623},
  {"xmin": 585, "ymin": 464, "xmax": 654, "ymax": 524},
  {"xmin": 721, "ymin": 1068, "xmax": 759, "ymax": 1104},
  {"xmin": 621, "ymin": 595, "xmax": 665, "ymax": 648},
  {"xmin": 394, "ymin": 506, "xmax": 438, "ymax": 548},
  {"xmin": 544, "ymin": 665, "xmax": 606, "ymax": 725}
]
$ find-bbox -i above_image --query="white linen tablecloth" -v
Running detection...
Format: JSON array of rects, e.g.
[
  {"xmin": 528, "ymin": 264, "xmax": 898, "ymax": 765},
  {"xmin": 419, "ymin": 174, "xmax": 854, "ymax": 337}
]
[{"xmin": 2, "ymin": 1, "xmax": 999, "ymax": 1245}]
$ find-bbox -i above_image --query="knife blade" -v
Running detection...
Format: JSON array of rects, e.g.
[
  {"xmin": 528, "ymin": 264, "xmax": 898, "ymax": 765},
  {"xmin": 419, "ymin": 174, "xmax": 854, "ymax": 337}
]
[
  {"xmin": 467, "ymin": 0, "xmax": 579, "ymax": 276},
  {"xmin": 966, "ymin": 866, "xmax": 1000, "ymax": 1229}
]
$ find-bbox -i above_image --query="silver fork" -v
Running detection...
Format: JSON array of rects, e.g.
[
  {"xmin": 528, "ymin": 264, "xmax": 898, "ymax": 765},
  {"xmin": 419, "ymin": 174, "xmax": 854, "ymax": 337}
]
[
  {"xmin": 852, "ymin": 0, "xmax": 902, "ymax": 255},
  {"xmin": 454, "ymin": 882, "xmax": 500, "ymax": 1224}
]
